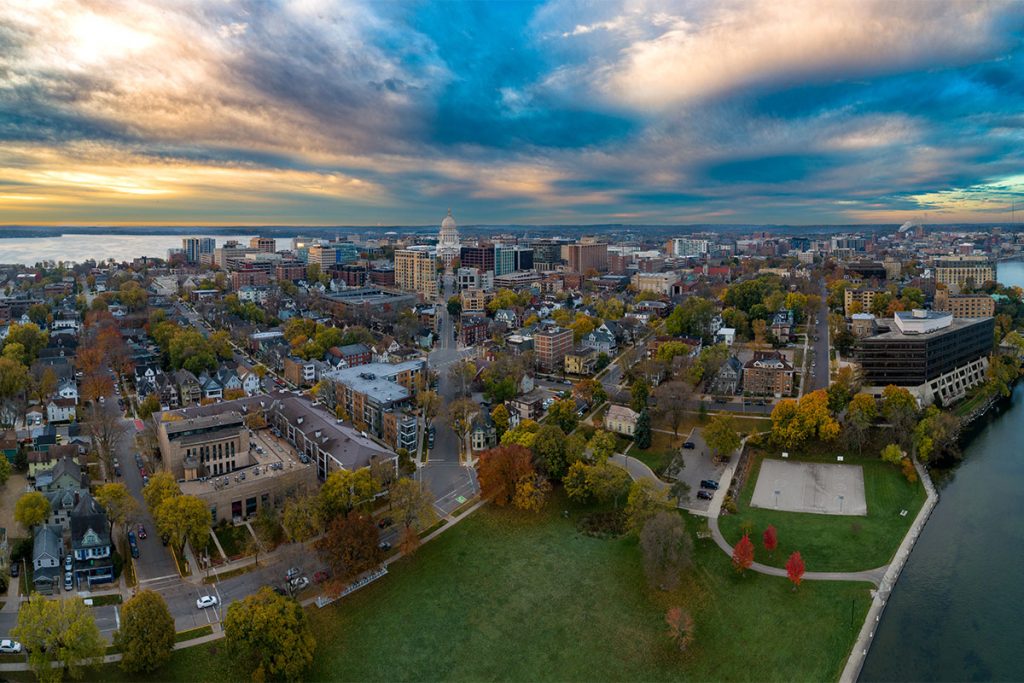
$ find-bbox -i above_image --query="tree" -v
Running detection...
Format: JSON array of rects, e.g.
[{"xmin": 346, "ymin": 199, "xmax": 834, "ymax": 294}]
[
  {"xmin": 142, "ymin": 471, "xmax": 180, "ymax": 515},
  {"xmin": 500, "ymin": 419, "xmax": 540, "ymax": 448},
  {"xmin": 843, "ymin": 393, "xmax": 877, "ymax": 454},
  {"xmin": 154, "ymin": 494, "xmax": 209, "ymax": 552},
  {"xmin": 547, "ymin": 398, "xmax": 579, "ymax": 434},
  {"xmin": 444, "ymin": 396, "xmax": 476, "ymax": 459},
  {"xmin": 770, "ymin": 390, "xmax": 840, "ymax": 450},
  {"xmin": 586, "ymin": 461, "xmax": 631, "ymax": 507},
  {"xmin": 224, "ymin": 587, "xmax": 317, "ymax": 682},
  {"xmin": 665, "ymin": 297, "xmax": 715, "ymax": 339},
  {"xmin": 94, "ymin": 482, "xmax": 137, "ymax": 549},
  {"xmin": 625, "ymin": 480, "xmax": 673, "ymax": 533},
  {"xmin": 447, "ymin": 296, "xmax": 462, "ymax": 317},
  {"xmin": 137, "ymin": 393, "xmax": 161, "ymax": 420},
  {"xmin": 388, "ymin": 478, "xmax": 436, "ymax": 552},
  {"xmin": 762, "ymin": 525, "xmax": 778, "ymax": 556},
  {"xmin": 281, "ymin": 494, "xmax": 323, "ymax": 542},
  {"xmin": 639, "ymin": 512, "xmax": 691, "ymax": 590},
  {"xmin": 653, "ymin": 381, "xmax": 689, "ymax": 436},
  {"xmin": 85, "ymin": 402, "xmax": 130, "ymax": 477},
  {"xmin": 587, "ymin": 429, "xmax": 617, "ymax": 463},
  {"xmin": 13, "ymin": 595, "xmax": 104, "ymax": 683},
  {"xmin": 115, "ymin": 590, "xmax": 175, "ymax": 674},
  {"xmin": 573, "ymin": 378, "xmax": 606, "ymax": 407},
  {"xmin": 30, "ymin": 366, "xmax": 58, "ymax": 406},
  {"xmin": 732, "ymin": 533, "xmax": 754, "ymax": 574},
  {"xmin": 827, "ymin": 366, "xmax": 860, "ymax": 413},
  {"xmin": 477, "ymin": 445, "xmax": 534, "ymax": 506},
  {"xmin": 631, "ymin": 378, "xmax": 649, "ymax": 412},
  {"xmin": 447, "ymin": 360, "xmax": 477, "ymax": 396},
  {"xmin": 319, "ymin": 468, "xmax": 380, "ymax": 519},
  {"xmin": 417, "ymin": 389, "xmax": 441, "ymax": 427},
  {"xmin": 633, "ymin": 408, "xmax": 652, "ymax": 449},
  {"xmin": 490, "ymin": 404, "xmax": 510, "ymax": 440},
  {"xmin": 563, "ymin": 461, "xmax": 592, "ymax": 503},
  {"xmin": 913, "ymin": 405, "xmax": 960, "ymax": 463},
  {"xmin": 881, "ymin": 385, "xmax": 918, "ymax": 449},
  {"xmin": 665, "ymin": 607, "xmax": 696, "ymax": 653},
  {"xmin": 786, "ymin": 551, "xmax": 806, "ymax": 590},
  {"xmin": 315, "ymin": 514, "xmax": 383, "ymax": 588},
  {"xmin": 881, "ymin": 443, "xmax": 905, "ymax": 466},
  {"xmin": 512, "ymin": 474, "xmax": 551, "ymax": 513},
  {"xmin": 704, "ymin": 414, "xmax": 741, "ymax": 461},
  {"xmin": 15, "ymin": 490, "xmax": 50, "ymax": 530},
  {"xmin": 532, "ymin": 424, "xmax": 570, "ymax": 478},
  {"xmin": 0, "ymin": 456, "xmax": 11, "ymax": 487}
]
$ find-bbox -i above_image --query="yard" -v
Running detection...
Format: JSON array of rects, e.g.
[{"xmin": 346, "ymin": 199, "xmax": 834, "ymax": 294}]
[
  {"xmin": 97, "ymin": 493, "xmax": 873, "ymax": 682},
  {"xmin": 213, "ymin": 524, "xmax": 254, "ymax": 560},
  {"xmin": 630, "ymin": 430, "xmax": 684, "ymax": 477},
  {"xmin": 718, "ymin": 449, "xmax": 926, "ymax": 573}
]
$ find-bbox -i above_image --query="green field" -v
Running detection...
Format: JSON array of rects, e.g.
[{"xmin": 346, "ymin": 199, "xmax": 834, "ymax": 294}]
[
  {"xmin": 719, "ymin": 450, "xmax": 926, "ymax": 572},
  {"xmin": 88, "ymin": 494, "xmax": 871, "ymax": 682}
]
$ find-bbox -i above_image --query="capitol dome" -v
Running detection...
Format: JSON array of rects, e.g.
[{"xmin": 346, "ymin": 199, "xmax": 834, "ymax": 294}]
[
  {"xmin": 437, "ymin": 208, "xmax": 460, "ymax": 269},
  {"xmin": 441, "ymin": 208, "xmax": 457, "ymax": 232}
]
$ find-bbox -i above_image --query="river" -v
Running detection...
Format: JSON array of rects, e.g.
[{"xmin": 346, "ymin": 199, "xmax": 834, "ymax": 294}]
[
  {"xmin": 0, "ymin": 233, "xmax": 255, "ymax": 265},
  {"xmin": 861, "ymin": 260, "xmax": 1024, "ymax": 682}
]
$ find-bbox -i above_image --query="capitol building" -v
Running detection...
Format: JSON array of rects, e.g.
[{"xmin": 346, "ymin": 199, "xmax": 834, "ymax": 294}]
[{"xmin": 437, "ymin": 208, "xmax": 460, "ymax": 270}]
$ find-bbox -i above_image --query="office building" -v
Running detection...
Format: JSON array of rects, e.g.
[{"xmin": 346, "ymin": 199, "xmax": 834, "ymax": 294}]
[
  {"xmin": 324, "ymin": 287, "xmax": 418, "ymax": 322},
  {"xmin": 249, "ymin": 237, "xmax": 276, "ymax": 253},
  {"xmin": 855, "ymin": 309, "xmax": 994, "ymax": 405},
  {"xmin": 933, "ymin": 289, "xmax": 996, "ymax": 318},
  {"xmin": 513, "ymin": 247, "xmax": 534, "ymax": 271},
  {"xmin": 494, "ymin": 245, "xmax": 516, "ymax": 277},
  {"xmin": 562, "ymin": 240, "xmax": 608, "ymax": 273},
  {"xmin": 670, "ymin": 238, "xmax": 709, "ymax": 258},
  {"xmin": 460, "ymin": 245, "xmax": 495, "ymax": 273},
  {"xmin": 183, "ymin": 237, "xmax": 216, "ymax": 264},
  {"xmin": 213, "ymin": 241, "xmax": 257, "ymax": 268},
  {"xmin": 394, "ymin": 247, "xmax": 438, "ymax": 299},
  {"xmin": 933, "ymin": 256, "xmax": 995, "ymax": 292},
  {"xmin": 534, "ymin": 327, "xmax": 573, "ymax": 372},
  {"xmin": 529, "ymin": 239, "xmax": 569, "ymax": 270}
]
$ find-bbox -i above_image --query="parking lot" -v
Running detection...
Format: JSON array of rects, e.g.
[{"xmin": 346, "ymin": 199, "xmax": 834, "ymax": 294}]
[{"xmin": 671, "ymin": 428, "xmax": 729, "ymax": 512}]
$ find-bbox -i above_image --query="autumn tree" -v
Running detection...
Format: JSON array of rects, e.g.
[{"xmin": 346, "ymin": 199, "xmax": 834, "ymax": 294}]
[
  {"xmin": 653, "ymin": 381, "xmax": 690, "ymax": 436},
  {"xmin": 0, "ymin": 457, "xmax": 10, "ymax": 487},
  {"xmin": 665, "ymin": 606, "xmax": 695, "ymax": 652},
  {"xmin": 490, "ymin": 404, "xmax": 510, "ymax": 440},
  {"xmin": 318, "ymin": 468, "xmax": 379, "ymax": 519},
  {"xmin": 94, "ymin": 482, "xmax": 138, "ymax": 549},
  {"xmin": 913, "ymin": 405, "xmax": 960, "ymax": 463},
  {"xmin": 881, "ymin": 443, "xmax": 905, "ymax": 466},
  {"xmin": 512, "ymin": 473, "xmax": 551, "ymax": 512},
  {"xmin": 314, "ymin": 514, "xmax": 383, "ymax": 588},
  {"xmin": 477, "ymin": 445, "xmax": 534, "ymax": 506},
  {"xmin": 224, "ymin": 587, "xmax": 317, "ymax": 682},
  {"xmin": 547, "ymin": 398, "xmax": 579, "ymax": 434},
  {"xmin": 137, "ymin": 393, "xmax": 161, "ymax": 420},
  {"xmin": 15, "ymin": 490, "xmax": 50, "ymax": 530},
  {"xmin": 881, "ymin": 385, "xmax": 919, "ymax": 449},
  {"xmin": 533, "ymin": 423, "xmax": 571, "ymax": 478},
  {"xmin": 13, "ymin": 595, "xmax": 104, "ymax": 683},
  {"xmin": 587, "ymin": 429, "xmax": 618, "ymax": 463},
  {"xmin": 630, "ymin": 378, "xmax": 650, "ymax": 412},
  {"xmin": 639, "ymin": 512, "xmax": 692, "ymax": 590},
  {"xmin": 142, "ymin": 471, "xmax": 180, "ymax": 514},
  {"xmin": 762, "ymin": 525, "xmax": 778, "ymax": 556},
  {"xmin": 625, "ymin": 479, "xmax": 674, "ymax": 532},
  {"xmin": 446, "ymin": 397, "xmax": 477, "ymax": 458},
  {"xmin": 786, "ymin": 551, "xmax": 806, "ymax": 590},
  {"xmin": 573, "ymin": 378, "xmax": 607, "ymax": 407},
  {"xmin": 843, "ymin": 393, "xmax": 877, "ymax": 454},
  {"xmin": 770, "ymin": 390, "xmax": 840, "ymax": 450},
  {"xmin": 85, "ymin": 402, "xmax": 129, "ymax": 476},
  {"xmin": 563, "ymin": 461, "xmax": 591, "ymax": 503},
  {"xmin": 417, "ymin": 389, "xmax": 441, "ymax": 427},
  {"xmin": 115, "ymin": 590, "xmax": 175, "ymax": 674},
  {"xmin": 732, "ymin": 533, "xmax": 754, "ymax": 574},
  {"xmin": 500, "ymin": 418, "xmax": 540, "ymax": 449},
  {"xmin": 827, "ymin": 366, "xmax": 861, "ymax": 413},
  {"xmin": 281, "ymin": 494, "xmax": 323, "ymax": 542},
  {"xmin": 704, "ymin": 413, "xmax": 741, "ymax": 461},
  {"xmin": 388, "ymin": 477, "xmax": 437, "ymax": 553},
  {"xmin": 154, "ymin": 494, "xmax": 209, "ymax": 552},
  {"xmin": 586, "ymin": 461, "xmax": 631, "ymax": 507}
]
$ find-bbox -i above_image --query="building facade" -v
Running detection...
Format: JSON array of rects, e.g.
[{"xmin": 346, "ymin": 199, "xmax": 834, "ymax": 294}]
[
  {"xmin": 743, "ymin": 351, "xmax": 795, "ymax": 397},
  {"xmin": 934, "ymin": 256, "xmax": 996, "ymax": 292},
  {"xmin": 394, "ymin": 247, "xmax": 438, "ymax": 299},
  {"xmin": 534, "ymin": 327, "xmax": 573, "ymax": 372}
]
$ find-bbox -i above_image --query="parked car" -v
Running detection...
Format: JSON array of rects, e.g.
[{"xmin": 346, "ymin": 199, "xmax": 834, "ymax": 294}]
[
  {"xmin": 128, "ymin": 530, "xmax": 137, "ymax": 545},
  {"xmin": 313, "ymin": 570, "xmax": 330, "ymax": 583},
  {"xmin": 196, "ymin": 595, "xmax": 219, "ymax": 609},
  {"xmin": 377, "ymin": 517, "xmax": 393, "ymax": 529},
  {"xmin": 683, "ymin": 442, "xmax": 696, "ymax": 450},
  {"xmin": 142, "ymin": 475, "xmax": 149, "ymax": 486},
  {"xmin": 160, "ymin": 534, "xmax": 169, "ymax": 546},
  {"xmin": 696, "ymin": 490, "xmax": 714, "ymax": 501},
  {"xmin": 0, "ymin": 640, "xmax": 23, "ymax": 654},
  {"xmin": 130, "ymin": 543, "xmax": 140, "ymax": 559},
  {"xmin": 139, "ymin": 467, "xmax": 146, "ymax": 477},
  {"xmin": 64, "ymin": 572, "xmax": 73, "ymax": 591},
  {"xmin": 64, "ymin": 555, "xmax": 73, "ymax": 571},
  {"xmin": 10, "ymin": 562, "xmax": 19, "ymax": 577},
  {"xmin": 285, "ymin": 566, "xmax": 301, "ymax": 580},
  {"xmin": 137, "ymin": 524, "xmax": 147, "ymax": 539},
  {"xmin": 114, "ymin": 465, "xmax": 121, "ymax": 477},
  {"xmin": 700, "ymin": 479, "xmax": 720, "ymax": 490},
  {"xmin": 378, "ymin": 541, "xmax": 392, "ymax": 551},
  {"xmin": 289, "ymin": 576, "xmax": 310, "ymax": 591}
]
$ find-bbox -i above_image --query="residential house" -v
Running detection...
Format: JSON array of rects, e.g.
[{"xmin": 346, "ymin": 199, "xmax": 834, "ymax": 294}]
[
  {"xmin": 564, "ymin": 350, "xmax": 598, "ymax": 376},
  {"xmin": 604, "ymin": 404, "xmax": 639, "ymax": 436},
  {"xmin": 471, "ymin": 410, "xmax": 497, "ymax": 451},
  {"xmin": 27, "ymin": 444, "xmax": 81, "ymax": 480},
  {"xmin": 25, "ymin": 405, "xmax": 44, "ymax": 426},
  {"xmin": 238, "ymin": 367, "xmax": 262, "ymax": 396},
  {"xmin": 198, "ymin": 371, "xmax": 224, "ymax": 400},
  {"xmin": 581, "ymin": 325, "xmax": 617, "ymax": 354},
  {"xmin": 460, "ymin": 316, "xmax": 489, "ymax": 346},
  {"xmin": 70, "ymin": 493, "xmax": 115, "ymax": 587},
  {"xmin": 494, "ymin": 309, "xmax": 519, "ymax": 329},
  {"xmin": 57, "ymin": 378, "xmax": 79, "ymax": 404},
  {"xmin": 216, "ymin": 366, "xmax": 243, "ymax": 396},
  {"xmin": 509, "ymin": 390, "xmax": 546, "ymax": 424},
  {"xmin": 174, "ymin": 369, "xmax": 202, "ymax": 406},
  {"xmin": 46, "ymin": 398, "xmax": 76, "ymax": 423},
  {"xmin": 1, "ymin": 430, "xmax": 18, "ymax": 463},
  {"xmin": 32, "ymin": 524, "xmax": 64, "ymax": 595},
  {"xmin": 371, "ymin": 337, "xmax": 401, "ymax": 364},
  {"xmin": 770, "ymin": 310, "xmax": 795, "ymax": 343},
  {"xmin": 35, "ymin": 453, "xmax": 88, "ymax": 493},
  {"xmin": 743, "ymin": 351, "xmax": 795, "ymax": 397},
  {"xmin": 283, "ymin": 356, "xmax": 316, "ymax": 388},
  {"xmin": 708, "ymin": 356, "xmax": 744, "ymax": 396}
]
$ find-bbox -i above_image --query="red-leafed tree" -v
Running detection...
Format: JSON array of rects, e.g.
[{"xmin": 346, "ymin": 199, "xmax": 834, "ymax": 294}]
[
  {"xmin": 762, "ymin": 525, "xmax": 778, "ymax": 556},
  {"xmin": 732, "ymin": 533, "xmax": 754, "ymax": 574},
  {"xmin": 476, "ymin": 445, "xmax": 534, "ymax": 506},
  {"xmin": 786, "ymin": 551, "xmax": 805, "ymax": 590}
]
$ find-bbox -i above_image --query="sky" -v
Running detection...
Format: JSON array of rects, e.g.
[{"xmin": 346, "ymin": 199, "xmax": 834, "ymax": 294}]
[{"xmin": 1, "ymin": 0, "xmax": 1023, "ymax": 227}]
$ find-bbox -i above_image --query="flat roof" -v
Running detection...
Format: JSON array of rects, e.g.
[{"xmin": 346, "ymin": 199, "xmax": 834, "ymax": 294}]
[
  {"xmin": 161, "ymin": 412, "xmax": 244, "ymax": 436},
  {"xmin": 865, "ymin": 316, "xmax": 991, "ymax": 341}
]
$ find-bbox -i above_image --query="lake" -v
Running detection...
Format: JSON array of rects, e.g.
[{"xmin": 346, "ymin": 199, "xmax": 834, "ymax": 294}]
[
  {"xmin": 861, "ymin": 261, "xmax": 1024, "ymax": 681},
  {"xmin": 0, "ymin": 233, "xmax": 255, "ymax": 265}
]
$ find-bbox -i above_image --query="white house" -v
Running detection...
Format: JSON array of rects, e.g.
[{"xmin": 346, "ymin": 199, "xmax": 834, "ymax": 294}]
[
  {"xmin": 238, "ymin": 367, "xmax": 262, "ymax": 396},
  {"xmin": 715, "ymin": 327, "xmax": 736, "ymax": 346},
  {"xmin": 57, "ymin": 379, "xmax": 79, "ymax": 404},
  {"xmin": 47, "ymin": 399, "xmax": 76, "ymax": 423},
  {"xmin": 604, "ymin": 404, "xmax": 639, "ymax": 436}
]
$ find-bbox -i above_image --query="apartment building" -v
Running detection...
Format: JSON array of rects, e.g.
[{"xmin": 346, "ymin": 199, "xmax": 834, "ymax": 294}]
[
  {"xmin": 249, "ymin": 237, "xmax": 276, "ymax": 253},
  {"xmin": 933, "ymin": 288, "xmax": 996, "ymax": 318},
  {"xmin": 844, "ymin": 288, "xmax": 883, "ymax": 316},
  {"xmin": 394, "ymin": 247, "xmax": 438, "ymax": 299},
  {"xmin": 743, "ymin": 351, "xmax": 795, "ymax": 397},
  {"xmin": 561, "ymin": 240, "xmax": 608, "ymax": 273},
  {"xmin": 933, "ymin": 255, "xmax": 995, "ymax": 292},
  {"xmin": 534, "ymin": 327, "xmax": 573, "ymax": 372}
]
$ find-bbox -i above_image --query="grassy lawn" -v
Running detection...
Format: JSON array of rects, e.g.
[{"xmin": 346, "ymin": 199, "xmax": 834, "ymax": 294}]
[
  {"xmin": 214, "ymin": 524, "xmax": 253, "ymax": 559},
  {"xmin": 718, "ymin": 450, "xmax": 926, "ymax": 573},
  {"xmin": 631, "ymin": 430, "xmax": 683, "ymax": 476},
  {"xmin": 99, "ymin": 494, "xmax": 870, "ymax": 682}
]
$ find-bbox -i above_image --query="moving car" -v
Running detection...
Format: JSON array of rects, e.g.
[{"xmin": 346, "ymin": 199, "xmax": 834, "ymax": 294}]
[
  {"xmin": 196, "ymin": 595, "xmax": 219, "ymax": 609},
  {"xmin": 683, "ymin": 442, "xmax": 696, "ymax": 450},
  {"xmin": 700, "ymin": 479, "xmax": 720, "ymax": 490},
  {"xmin": 10, "ymin": 562, "xmax": 19, "ymax": 577},
  {"xmin": 696, "ymin": 490, "xmax": 714, "ymax": 501},
  {"xmin": 137, "ymin": 524, "xmax": 147, "ymax": 539},
  {"xmin": 0, "ymin": 640, "xmax": 22, "ymax": 654}
]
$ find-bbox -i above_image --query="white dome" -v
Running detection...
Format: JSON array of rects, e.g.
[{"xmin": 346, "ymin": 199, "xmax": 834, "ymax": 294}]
[{"xmin": 441, "ymin": 208, "xmax": 456, "ymax": 231}]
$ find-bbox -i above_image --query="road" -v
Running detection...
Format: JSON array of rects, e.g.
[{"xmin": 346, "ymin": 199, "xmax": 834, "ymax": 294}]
[
  {"xmin": 419, "ymin": 272, "xmax": 479, "ymax": 516},
  {"xmin": 806, "ymin": 279, "xmax": 831, "ymax": 392}
]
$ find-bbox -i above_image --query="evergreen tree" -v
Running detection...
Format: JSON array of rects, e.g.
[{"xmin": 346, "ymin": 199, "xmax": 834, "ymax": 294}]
[{"xmin": 634, "ymin": 408, "xmax": 652, "ymax": 449}]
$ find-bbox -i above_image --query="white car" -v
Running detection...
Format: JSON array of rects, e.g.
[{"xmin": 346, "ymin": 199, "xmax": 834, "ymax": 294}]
[
  {"xmin": 196, "ymin": 595, "xmax": 219, "ymax": 609},
  {"xmin": 64, "ymin": 572, "xmax": 73, "ymax": 591},
  {"xmin": 0, "ymin": 639, "xmax": 23, "ymax": 654},
  {"xmin": 64, "ymin": 555, "xmax": 73, "ymax": 571},
  {"xmin": 289, "ymin": 576, "xmax": 310, "ymax": 591}
]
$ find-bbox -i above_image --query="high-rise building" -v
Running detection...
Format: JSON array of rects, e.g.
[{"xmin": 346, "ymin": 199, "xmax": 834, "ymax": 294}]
[
  {"xmin": 534, "ymin": 327, "xmax": 573, "ymax": 372},
  {"xmin": 933, "ymin": 256, "xmax": 995, "ymax": 292},
  {"xmin": 460, "ymin": 245, "xmax": 495, "ymax": 273},
  {"xmin": 249, "ymin": 237, "xmax": 276, "ymax": 253},
  {"xmin": 308, "ymin": 245, "xmax": 338, "ymax": 270},
  {"xmin": 513, "ymin": 246, "xmax": 534, "ymax": 271},
  {"xmin": 670, "ymin": 238, "xmax": 709, "ymax": 258},
  {"xmin": 562, "ymin": 240, "xmax": 608, "ymax": 273},
  {"xmin": 437, "ymin": 209, "xmax": 461, "ymax": 269},
  {"xmin": 530, "ymin": 239, "xmax": 568, "ymax": 270},
  {"xmin": 394, "ymin": 247, "xmax": 438, "ymax": 299},
  {"xmin": 183, "ymin": 237, "xmax": 216, "ymax": 264},
  {"xmin": 494, "ymin": 245, "xmax": 515, "ymax": 276},
  {"xmin": 212, "ymin": 241, "xmax": 256, "ymax": 267}
]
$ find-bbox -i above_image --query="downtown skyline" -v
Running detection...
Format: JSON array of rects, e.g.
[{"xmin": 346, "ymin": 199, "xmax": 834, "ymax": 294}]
[{"xmin": 1, "ymin": 0, "xmax": 1023, "ymax": 227}]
